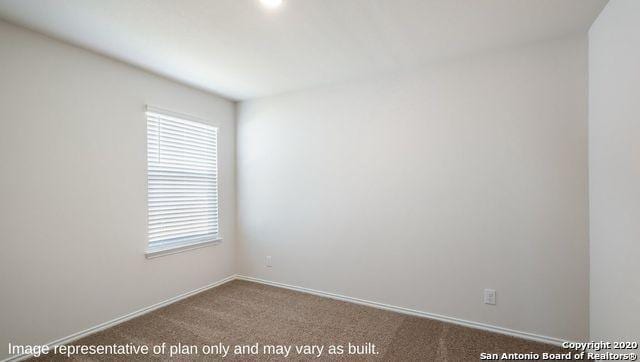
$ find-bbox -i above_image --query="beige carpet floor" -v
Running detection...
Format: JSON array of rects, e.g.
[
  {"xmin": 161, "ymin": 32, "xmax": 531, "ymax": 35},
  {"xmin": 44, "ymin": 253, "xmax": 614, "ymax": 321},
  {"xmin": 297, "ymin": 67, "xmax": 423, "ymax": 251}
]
[{"xmin": 32, "ymin": 279, "xmax": 576, "ymax": 361}]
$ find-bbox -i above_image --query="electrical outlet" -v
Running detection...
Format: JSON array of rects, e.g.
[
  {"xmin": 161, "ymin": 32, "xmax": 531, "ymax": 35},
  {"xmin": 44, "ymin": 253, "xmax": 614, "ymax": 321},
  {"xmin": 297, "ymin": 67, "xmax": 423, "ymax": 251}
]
[
  {"xmin": 483, "ymin": 289, "xmax": 496, "ymax": 305},
  {"xmin": 266, "ymin": 256, "xmax": 272, "ymax": 268}
]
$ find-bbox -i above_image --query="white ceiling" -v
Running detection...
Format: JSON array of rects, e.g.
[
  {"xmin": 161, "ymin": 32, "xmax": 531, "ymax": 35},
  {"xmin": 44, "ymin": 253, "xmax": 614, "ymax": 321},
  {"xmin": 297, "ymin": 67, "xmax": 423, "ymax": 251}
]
[{"xmin": 0, "ymin": 0, "xmax": 607, "ymax": 100}]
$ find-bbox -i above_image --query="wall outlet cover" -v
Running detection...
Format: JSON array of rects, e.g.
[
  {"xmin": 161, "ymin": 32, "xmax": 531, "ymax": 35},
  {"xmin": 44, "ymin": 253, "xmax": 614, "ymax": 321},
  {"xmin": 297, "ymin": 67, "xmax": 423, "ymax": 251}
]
[{"xmin": 484, "ymin": 289, "xmax": 496, "ymax": 305}]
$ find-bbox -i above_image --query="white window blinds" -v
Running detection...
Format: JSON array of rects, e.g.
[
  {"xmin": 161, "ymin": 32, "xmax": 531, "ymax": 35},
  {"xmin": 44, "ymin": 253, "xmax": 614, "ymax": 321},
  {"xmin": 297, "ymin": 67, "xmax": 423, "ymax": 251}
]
[{"xmin": 146, "ymin": 108, "xmax": 219, "ymax": 252}]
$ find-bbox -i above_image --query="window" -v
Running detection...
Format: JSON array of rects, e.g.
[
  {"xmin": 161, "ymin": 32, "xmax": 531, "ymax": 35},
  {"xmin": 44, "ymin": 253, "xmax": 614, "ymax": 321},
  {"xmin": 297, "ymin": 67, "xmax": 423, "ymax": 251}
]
[{"xmin": 145, "ymin": 106, "xmax": 220, "ymax": 257}]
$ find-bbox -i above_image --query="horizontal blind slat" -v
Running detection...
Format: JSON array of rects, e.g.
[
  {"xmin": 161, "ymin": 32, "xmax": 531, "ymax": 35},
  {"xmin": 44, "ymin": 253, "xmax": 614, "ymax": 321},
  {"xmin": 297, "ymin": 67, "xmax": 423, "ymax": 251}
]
[
  {"xmin": 149, "ymin": 165, "xmax": 216, "ymax": 174},
  {"xmin": 147, "ymin": 113, "xmax": 217, "ymax": 133},
  {"xmin": 148, "ymin": 126, "xmax": 217, "ymax": 145},
  {"xmin": 150, "ymin": 227, "xmax": 219, "ymax": 241},
  {"xmin": 147, "ymin": 137, "xmax": 216, "ymax": 153},
  {"xmin": 147, "ymin": 148, "xmax": 218, "ymax": 162},
  {"xmin": 150, "ymin": 213, "xmax": 219, "ymax": 223},
  {"xmin": 148, "ymin": 173, "xmax": 217, "ymax": 180},
  {"xmin": 149, "ymin": 201, "xmax": 217, "ymax": 208},
  {"xmin": 149, "ymin": 206, "xmax": 218, "ymax": 213},
  {"xmin": 149, "ymin": 220, "xmax": 219, "ymax": 232}
]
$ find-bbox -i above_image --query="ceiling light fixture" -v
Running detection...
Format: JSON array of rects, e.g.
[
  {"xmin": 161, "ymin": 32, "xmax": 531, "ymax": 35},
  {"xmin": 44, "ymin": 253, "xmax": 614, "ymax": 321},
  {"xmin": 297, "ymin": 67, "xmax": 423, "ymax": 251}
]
[{"xmin": 260, "ymin": 0, "xmax": 283, "ymax": 9}]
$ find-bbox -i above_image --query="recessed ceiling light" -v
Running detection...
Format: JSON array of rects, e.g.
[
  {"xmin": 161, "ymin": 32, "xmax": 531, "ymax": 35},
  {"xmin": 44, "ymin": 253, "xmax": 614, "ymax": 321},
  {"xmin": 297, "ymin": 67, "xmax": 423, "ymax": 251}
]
[{"xmin": 260, "ymin": 0, "xmax": 283, "ymax": 9}]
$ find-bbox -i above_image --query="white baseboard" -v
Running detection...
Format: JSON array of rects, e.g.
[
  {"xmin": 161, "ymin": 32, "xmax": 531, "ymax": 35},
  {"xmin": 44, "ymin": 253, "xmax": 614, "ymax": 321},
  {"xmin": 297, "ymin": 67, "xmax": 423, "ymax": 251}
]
[
  {"xmin": 235, "ymin": 275, "xmax": 568, "ymax": 347},
  {"xmin": 2, "ymin": 275, "xmax": 235, "ymax": 362},
  {"xmin": 3, "ymin": 273, "xmax": 570, "ymax": 362}
]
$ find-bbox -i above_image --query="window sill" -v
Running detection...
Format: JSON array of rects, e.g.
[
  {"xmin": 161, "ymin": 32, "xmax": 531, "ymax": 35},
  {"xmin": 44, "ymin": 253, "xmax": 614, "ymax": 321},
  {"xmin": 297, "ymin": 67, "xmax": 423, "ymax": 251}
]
[{"xmin": 145, "ymin": 238, "xmax": 222, "ymax": 259}]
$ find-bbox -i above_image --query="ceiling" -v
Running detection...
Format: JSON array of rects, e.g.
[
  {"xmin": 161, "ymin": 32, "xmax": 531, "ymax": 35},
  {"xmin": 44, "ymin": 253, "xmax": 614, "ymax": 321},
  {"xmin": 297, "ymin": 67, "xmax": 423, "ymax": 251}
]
[{"xmin": 0, "ymin": 0, "xmax": 607, "ymax": 101}]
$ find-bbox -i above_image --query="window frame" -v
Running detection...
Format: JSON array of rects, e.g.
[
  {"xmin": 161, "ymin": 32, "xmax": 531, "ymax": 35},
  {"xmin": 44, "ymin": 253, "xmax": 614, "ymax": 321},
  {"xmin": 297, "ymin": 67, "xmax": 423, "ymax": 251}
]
[{"xmin": 144, "ymin": 105, "xmax": 222, "ymax": 258}]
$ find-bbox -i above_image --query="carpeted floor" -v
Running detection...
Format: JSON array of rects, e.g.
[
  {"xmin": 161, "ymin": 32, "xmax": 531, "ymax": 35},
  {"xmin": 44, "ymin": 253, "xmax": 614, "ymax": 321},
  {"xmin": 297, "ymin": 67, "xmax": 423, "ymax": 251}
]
[{"xmin": 33, "ymin": 280, "xmax": 575, "ymax": 361}]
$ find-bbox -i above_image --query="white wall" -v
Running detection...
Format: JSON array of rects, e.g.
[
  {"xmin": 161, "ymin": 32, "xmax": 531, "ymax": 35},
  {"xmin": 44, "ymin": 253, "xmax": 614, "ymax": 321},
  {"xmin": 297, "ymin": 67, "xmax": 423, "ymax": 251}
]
[
  {"xmin": 237, "ymin": 36, "xmax": 589, "ymax": 342},
  {"xmin": 589, "ymin": 0, "xmax": 640, "ymax": 344},
  {"xmin": 0, "ymin": 14, "xmax": 596, "ymax": 354},
  {"xmin": 0, "ymin": 20, "xmax": 236, "ymax": 360}
]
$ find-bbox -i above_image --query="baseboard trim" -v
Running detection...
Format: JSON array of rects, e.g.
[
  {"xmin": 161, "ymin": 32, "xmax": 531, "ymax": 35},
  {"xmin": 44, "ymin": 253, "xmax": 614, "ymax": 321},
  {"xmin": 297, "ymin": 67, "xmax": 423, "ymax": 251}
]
[
  {"xmin": 2, "ymin": 275, "xmax": 235, "ymax": 362},
  {"xmin": 235, "ymin": 275, "xmax": 568, "ymax": 347},
  {"xmin": 3, "ymin": 273, "xmax": 570, "ymax": 362}
]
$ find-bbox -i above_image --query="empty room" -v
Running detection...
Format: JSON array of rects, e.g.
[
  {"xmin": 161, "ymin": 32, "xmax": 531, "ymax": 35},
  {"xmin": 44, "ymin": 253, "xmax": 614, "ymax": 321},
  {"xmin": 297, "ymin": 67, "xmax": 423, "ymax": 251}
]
[{"xmin": 0, "ymin": 0, "xmax": 638, "ymax": 360}]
